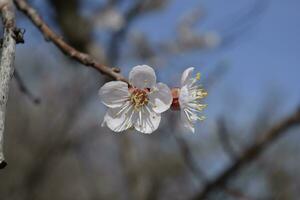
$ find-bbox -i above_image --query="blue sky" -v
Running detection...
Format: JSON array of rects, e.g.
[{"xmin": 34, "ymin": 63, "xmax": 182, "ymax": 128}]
[
  {"xmin": 122, "ymin": 0, "xmax": 299, "ymax": 120},
  {"xmin": 17, "ymin": 0, "xmax": 300, "ymax": 121}
]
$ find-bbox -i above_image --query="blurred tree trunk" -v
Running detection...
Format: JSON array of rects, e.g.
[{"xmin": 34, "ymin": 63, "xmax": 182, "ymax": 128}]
[
  {"xmin": 48, "ymin": 0, "xmax": 91, "ymax": 52},
  {"xmin": 48, "ymin": 0, "xmax": 106, "ymax": 62}
]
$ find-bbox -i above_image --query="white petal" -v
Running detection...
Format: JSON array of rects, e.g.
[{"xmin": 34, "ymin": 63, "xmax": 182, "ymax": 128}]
[
  {"xmin": 129, "ymin": 65, "xmax": 156, "ymax": 88},
  {"xmin": 178, "ymin": 85, "xmax": 191, "ymax": 108},
  {"xmin": 181, "ymin": 67, "xmax": 194, "ymax": 86},
  {"xmin": 148, "ymin": 83, "xmax": 172, "ymax": 113},
  {"xmin": 134, "ymin": 106, "xmax": 161, "ymax": 134},
  {"xmin": 181, "ymin": 109, "xmax": 195, "ymax": 133},
  {"xmin": 103, "ymin": 102, "xmax": 134, "ymax": 132},
  {"xmin": 99, "ymin": 81, "xmax": 129, "ymax": 108}
]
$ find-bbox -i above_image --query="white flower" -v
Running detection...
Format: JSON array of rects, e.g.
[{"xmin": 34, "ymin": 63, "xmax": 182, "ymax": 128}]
[
  {"xmin": 174, "ymin": 67, "xmax": 208, "ymax": 133},
  {"xmin": 99, "ymin": 65, "xmax": 172, "ymax": 134}
]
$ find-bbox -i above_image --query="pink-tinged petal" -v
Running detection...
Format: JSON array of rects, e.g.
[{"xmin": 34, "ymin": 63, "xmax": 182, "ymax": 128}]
[
  {"xmin": 129, "ymin": 65, "xmax": 156, "ymax": 88},
  {"xmin": 148, "ymin": 83, "xmax": 172, "ymax": 113},
  {"xmin": 99, "ymin": 81, "xmax": 129, "ymax": 108},
  {"xmin": 102, "ymin": 102, "xmax": 134, "ymax": 132},
  {"xmin": 181, "ymin": 67, "xmax": 194, "ymax": 86},
  {"xmin": 134, "ymin": 106, "xmax": 161, "ymax": 134}
]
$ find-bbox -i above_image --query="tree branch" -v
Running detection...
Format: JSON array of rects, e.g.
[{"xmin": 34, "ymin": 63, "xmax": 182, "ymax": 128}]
[
  {"xmin": 14, "ymin": 70, "xmax": 40, "ymax": 104},
  {"xmin": 13, "ymin": 0, "xmax": 127, "ymax": 83},
  {"xmin": 174, "ymin": 134, "xmax": 255, "ymax": 200},
  {"xmin": 0, "ymin": 0, "xmax": 17, "ymax": 169},
  {"xmin": 216, "ymin": 117, "xmax": 238, "ymax": 161},
  {"xmin": 174, "ymin": 134, "xmax": 208, "ymax": 182},
  {"xmin": 191, "ymin": 107, "xmax": 300, "ymax": 200}
]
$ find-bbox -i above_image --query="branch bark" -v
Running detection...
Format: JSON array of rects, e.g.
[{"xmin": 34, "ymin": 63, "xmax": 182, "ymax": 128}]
[
  {"xmin": 13, "ymin": 0, "xmax": 127, "ymax": 83},
  {"xmin": 0, "ymin": 0, "xmax": 16, "ymax": 169},
  {"xmin": 191, "ymin": 107, "xmax": 300, "ymax": 200}
]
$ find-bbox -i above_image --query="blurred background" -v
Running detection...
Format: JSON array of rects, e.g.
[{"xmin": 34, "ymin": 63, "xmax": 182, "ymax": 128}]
[{"xmin": 1, "ymin": 0, "xmax": 300, "ymax": 199}]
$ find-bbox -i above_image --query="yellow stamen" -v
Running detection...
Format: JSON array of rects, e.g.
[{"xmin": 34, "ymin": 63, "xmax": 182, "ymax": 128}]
[
  {"xmin": 196, "ymin": 89, "xmax": 208, "ymax": 99},
  {"xmin": 196, "ymin": 72, "xmax": 201, "ymax": 80},
  {"xmin": 197, "ymin": 116, "xmax": 206, "ymax": 121},
  {"xmin": 197, "ymin": 104, "xmax": 207, "ymax": 111},
  {"xmin": 130, "ymin": 89, "xmax": 149, "ymax": 111}
]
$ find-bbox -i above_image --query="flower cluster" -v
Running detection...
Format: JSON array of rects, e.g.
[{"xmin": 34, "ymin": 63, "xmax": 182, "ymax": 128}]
[{"xmin": 99, "ymin": 65, "xmax": 207, "ymax": 134}]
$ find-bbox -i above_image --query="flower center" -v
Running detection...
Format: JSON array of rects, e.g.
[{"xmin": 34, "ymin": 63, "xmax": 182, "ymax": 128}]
[
  {"xmin": 130, "ymin": 88, "xmax": 149, "ymax": 110},
  {"xmin": 171, "ymin": 88, "xmax": 180, "ymax": 110}
]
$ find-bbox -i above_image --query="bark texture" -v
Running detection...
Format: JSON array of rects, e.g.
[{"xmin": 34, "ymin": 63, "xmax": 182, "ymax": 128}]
[{"xmin": 0, "ymin": 0, "xmax": 16, "ymax": 168}]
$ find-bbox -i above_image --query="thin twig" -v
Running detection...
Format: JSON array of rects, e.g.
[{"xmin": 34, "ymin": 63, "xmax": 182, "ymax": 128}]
[
  {"xmin": 174, "ymin": 134, "xmax": 254, "ymax": 200},
  {"xmin": 170, "ymin": 111, "xmax": 251, "ymax": 200},
  {"xmin": 13, "ymin": 0, "xmax": 127, "ymax": 83},
  {"xmin": 14, "ymin": 70, "xmax": 40, "ymax": 104},
  {"xmin": 0, "ymin": 0, "xmax": 17, "ymax": 169},
  {"xmin": 174, "ymin": 134, "xmax": 208, "ymax": 183},
  {"xmin": 191, "ymin": 107, "xmax": 300, "ymax": 200},
  {"xmin": 217, "ymin": 117, "xmax": 238, "ymax": 161}
]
